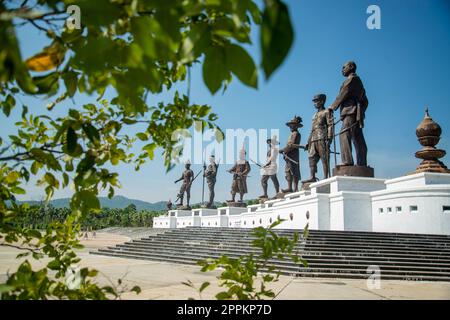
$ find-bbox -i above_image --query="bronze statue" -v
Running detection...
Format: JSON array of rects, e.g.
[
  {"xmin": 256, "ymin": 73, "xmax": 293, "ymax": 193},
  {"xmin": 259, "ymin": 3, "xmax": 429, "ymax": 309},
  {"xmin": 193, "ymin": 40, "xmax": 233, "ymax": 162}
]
[
  {"xmin": 328, "ymin": 61, "xmax": 368, "ymax": 167},
  {"xmin": 166, "ymin": 198, "xmax": 173, "ymax": 211},
  {"xmin": 305, "ymin": 94, "xmax": 333, "ymax": 181},
  {"xmin": 280, "ymin": 116, "xmax": 302, "ymax": 193},
  {"xmin": 258, "ymin": 135, "xmax": 280, "ymax": 199},
  {"xmin": 174, "ymin": 160, "xmax": 194, "ymax": 208},
  {"xmin": 227, "ymin": 146, "xmax": 251, "ymax": 203},
  {"xmin": 203, "ymin": 155, "xmax": 218, "ymax": 208}
]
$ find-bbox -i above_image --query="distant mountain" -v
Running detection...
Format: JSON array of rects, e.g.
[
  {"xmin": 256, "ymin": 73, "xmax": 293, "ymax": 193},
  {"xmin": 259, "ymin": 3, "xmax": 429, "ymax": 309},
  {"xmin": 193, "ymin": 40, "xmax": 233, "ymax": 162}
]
[{"xmin": 20, "ymin": 195, "xmax": 166, "ymax": 211}]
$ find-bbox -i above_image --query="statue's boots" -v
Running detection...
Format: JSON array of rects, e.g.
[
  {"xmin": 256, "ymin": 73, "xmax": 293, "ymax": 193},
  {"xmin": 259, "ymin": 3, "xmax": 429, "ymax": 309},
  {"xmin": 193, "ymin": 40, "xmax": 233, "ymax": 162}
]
[
  {"xmin": 293, "ymin": 177, "xmax": 299, "ymax": 192},
  {"xmin": 259, "ymin": 185, "xmax": 268, "ymax": 198},
  {"xmin": 282, "ymin": 179, "xmax": 293, "ymax": 193}
]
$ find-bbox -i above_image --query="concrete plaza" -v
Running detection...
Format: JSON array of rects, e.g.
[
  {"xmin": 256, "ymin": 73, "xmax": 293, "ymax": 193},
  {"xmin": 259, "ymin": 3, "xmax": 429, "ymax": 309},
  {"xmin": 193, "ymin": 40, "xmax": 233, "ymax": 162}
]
[{"xmin": 1, "ymin": 232, "xmax": 449, "ymax": 300}]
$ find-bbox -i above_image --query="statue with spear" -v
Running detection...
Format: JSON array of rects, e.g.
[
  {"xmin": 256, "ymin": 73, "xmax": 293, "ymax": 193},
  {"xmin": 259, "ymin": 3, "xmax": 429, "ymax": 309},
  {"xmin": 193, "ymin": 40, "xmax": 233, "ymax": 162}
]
[{"xmin": 174, "ymin": 160, "xmax": 201, "ymax": 209}]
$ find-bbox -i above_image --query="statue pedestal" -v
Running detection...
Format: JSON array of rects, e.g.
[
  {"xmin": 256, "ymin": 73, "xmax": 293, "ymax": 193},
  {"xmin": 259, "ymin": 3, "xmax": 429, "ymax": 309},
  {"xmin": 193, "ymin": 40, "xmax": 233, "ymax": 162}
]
[
  {"xmin": 201, "ymin": 204, "xmax": 217, "ymax": 209},
  {"xmin": 258, "ymin": 197, "xmax": 268, "ymax": 204},
  {"xmin": 176, "ymin": 205, "xmax": 191, "ymax": 211},
  {"xmin": 226, "ymin": 201, "xmax": 247, "ymax": 208},
  {"xmin": 274, "ymin": 191, "xmax": 291, "ymax": 199},
  {"xmin": 301, "ymin": 179, "xmax": 318, "ymax": 191},
  {"xmin": 333, "ymin": 165, "xmax": 374, "ymax": 178},
  {"xmin": 192, "ymin": 208, "xmax": 217, "ymax": 217}
]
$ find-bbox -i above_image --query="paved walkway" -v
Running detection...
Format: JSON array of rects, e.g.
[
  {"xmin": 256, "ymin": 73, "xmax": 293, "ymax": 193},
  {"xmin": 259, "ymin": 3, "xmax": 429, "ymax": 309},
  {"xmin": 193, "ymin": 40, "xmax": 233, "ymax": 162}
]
[{"xmin": 1, "ymin": 232, "xmax": 449, "ymax": 300}]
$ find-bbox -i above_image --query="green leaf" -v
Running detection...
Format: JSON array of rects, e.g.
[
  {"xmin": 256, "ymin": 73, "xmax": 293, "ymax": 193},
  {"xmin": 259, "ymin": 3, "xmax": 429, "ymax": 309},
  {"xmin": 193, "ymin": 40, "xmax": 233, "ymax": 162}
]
[
  {"xmin": 261, "ymin": 0, "xmax": 294, "ymax": 79},
  {"xmin": 2, "ymin": 94, "xmax": 16, "ymax": 116},
  {"xmin": 130, "ymin": 16, "xmax": 157, "ymax": 59},
  {"xmin": 44, "ymin": 172, "xmax": 57, "ymax": 187},
  {"xmin": 47, "ymin": 260, "xmax": 61, "ymax": 270},
  {"xmin": 225, "ymin": 44, "xmax": 257, "ymax": 88},
  {"xmin": 32, "ymin": 72, "xmax": 59, "ymax": 95},
  {"xmin": 108, "ymin": 186, "xmax": 115, "ymax": 199},
  {"xmin": 62, "ymin": 173, "xmax": 70, "ymax": 187},
  {"xmin": 21, "ymin": 105, "xmax": 28, "ymax": 119},
  {"xmin": 11, "ymin": 186, "xmax": 26, "ymax": 194},
  {"xmin": 303, "ymin": 223, "xmax": 309, "ymax": 239},
  {"xmin": 203, "ymin": 46, "xmax": 228, "ymax": 94},
  {"xmin": 215, "ymin": 291, "xmax": 231, "ymax": 300},
  {"xmin": 66, "ymin": 127, "xmax": 78, "ymax": 155},
  {"xmin": 181, "ymin": 23, "xmax": 211, "ymax": 64},
  {"xmin": 82, "ymin": 124, "xmax": 100, "ymax": 145},
  {"xmin": 214, "ymin": 128, "xmax": 224, "ymax": 143},
  {"xmin": 136, "ymin": 132, "xmax": 148, "ymax": 141},
  {"xmin": 0, "ymin": 284, "xmax": 14, "ymax": 294},
  {"xmin": 131, "ymin": 286, "xmax": 141, "ymax": 294},
  {"xmin": 142, "ymin": 143, "xmax": 156, "ymax": 159},
  {"xmin": 69, "ymin": 109, "xmax": 80, "ymax": 119},
  {"xmin": 199, "ymin": 281, "xmax": 210, "ymax": 293},
  {"xmin": 30, "ymin": 161, "xmax": 41, "ymax": 174},
  {"xmin": 76, "ymin": 0, "xmax": 122, "ymax": 27},
  {"xmin": 63, "ymin": 71, "xmax": 78, "ymax": 97},
  {"xmin": 1, "ymin": 24, "xmax": 36, "ymax": 94},
  {"xmin": 75, "ymin": 190, "xmax": 101, "ymax": 212},
  {"xmin": 5, "ymin": 171, "xmax": 20, "ymax": 184}
]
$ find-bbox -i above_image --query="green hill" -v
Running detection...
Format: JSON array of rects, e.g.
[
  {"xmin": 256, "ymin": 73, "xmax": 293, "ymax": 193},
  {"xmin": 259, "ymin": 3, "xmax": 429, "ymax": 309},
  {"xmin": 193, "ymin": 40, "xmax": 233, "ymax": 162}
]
[{"xmin": 20, "ymin": 195, "xmax": 166, "ymax": 211}]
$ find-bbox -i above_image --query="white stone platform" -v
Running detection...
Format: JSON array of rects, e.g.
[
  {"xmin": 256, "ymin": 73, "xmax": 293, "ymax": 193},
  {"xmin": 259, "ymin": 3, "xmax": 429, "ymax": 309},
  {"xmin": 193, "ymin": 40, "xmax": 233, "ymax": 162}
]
[{"xmin": 153, "ymin": 172, "xmax": 450, "ymax": 235}]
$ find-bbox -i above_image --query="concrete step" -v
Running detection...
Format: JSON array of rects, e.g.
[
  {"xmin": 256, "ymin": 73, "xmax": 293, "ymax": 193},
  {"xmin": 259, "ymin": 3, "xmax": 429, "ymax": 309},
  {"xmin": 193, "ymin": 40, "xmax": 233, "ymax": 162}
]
[
  {"xmin": 91, "ymin": 228, "xmax": 450, "ymax": 281},
  {"xmin": 93, "ymin": 250, "xmax": 450, "ymax": 281},
  {"xmin": 137, "ymin": 234, "xmax": 450, "ymax": 248},
  {"xmin": 150, "ymin": 229, "xmax": 450, "ymax": 243},
  {"xmin": 145, "ymin": 234, "xmax": 450, "ymax": 248},
  {"xmin": 166, "ymin": 227, "xmax": 450, "ymax": 241},
  {"xmin": 114, "ymin": 242, "xmax": 450, "ymax": 264},
  {"xmin": 101, "ymin": 246, "xmax": 450, "ymax": 271},
  {"xmin": 132, "ymin": 237, "xmax": 450, "ymax": 254}
]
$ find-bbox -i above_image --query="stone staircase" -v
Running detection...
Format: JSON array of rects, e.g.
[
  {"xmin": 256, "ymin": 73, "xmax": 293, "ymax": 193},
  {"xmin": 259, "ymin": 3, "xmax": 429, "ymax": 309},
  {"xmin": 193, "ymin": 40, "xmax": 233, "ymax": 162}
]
[{"xmin": 91, "ymin": 227, "xmax": 450, "ymax": 281}]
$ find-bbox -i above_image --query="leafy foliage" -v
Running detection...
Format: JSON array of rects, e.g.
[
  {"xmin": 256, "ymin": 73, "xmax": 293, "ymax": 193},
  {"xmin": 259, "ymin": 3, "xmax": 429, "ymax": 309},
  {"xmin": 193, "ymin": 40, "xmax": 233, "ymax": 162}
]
[
  {"xmin": 11, "ymin": 203, "xmax": 164, "ymax": 230},
  {"xmin": 187, "ymin": 219, "xmax": 308, "ymax": 300},
  {"xmin": 0, "ymin": 0, "xmax": 294, "ymax": 299}
]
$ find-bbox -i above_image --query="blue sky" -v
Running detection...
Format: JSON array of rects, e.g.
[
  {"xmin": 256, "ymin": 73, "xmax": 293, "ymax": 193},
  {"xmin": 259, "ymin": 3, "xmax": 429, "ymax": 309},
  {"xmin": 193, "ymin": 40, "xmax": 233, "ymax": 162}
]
[{"xmin": 3, "ymin": 0, "xmax": 450, "ymax": 203}]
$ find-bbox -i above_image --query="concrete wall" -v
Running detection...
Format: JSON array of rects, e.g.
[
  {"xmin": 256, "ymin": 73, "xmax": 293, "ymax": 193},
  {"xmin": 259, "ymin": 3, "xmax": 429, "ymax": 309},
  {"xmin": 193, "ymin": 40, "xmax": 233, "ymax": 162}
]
[
  {"xmin": 153, "ymin": 173, "xmax": 450, "ymax": 235},
  {"xmin": 371, "ymin": 173, "xmax": 450, "ymax": 235}
]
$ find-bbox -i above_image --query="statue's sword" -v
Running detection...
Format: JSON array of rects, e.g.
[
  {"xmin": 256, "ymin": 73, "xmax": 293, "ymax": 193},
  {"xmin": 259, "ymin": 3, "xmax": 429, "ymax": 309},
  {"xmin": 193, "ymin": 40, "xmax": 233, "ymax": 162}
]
[
  {"xmin": 249, "ymin": 158, "xmax": 263, "ymax": 168},
  {"xmin": 201, "ymin": 161, "xmax": 205, "ymax": 205},
  {"xmin": 292, "ymin": 143, "xmax": 339, "ymax": 154},
  {"xmin": 331, "ymin": 111, "xmax": 338, "ymax": 168},
  {"xmin": 282, "ymin": 153, "xmax": 299, "ymax": 165}
]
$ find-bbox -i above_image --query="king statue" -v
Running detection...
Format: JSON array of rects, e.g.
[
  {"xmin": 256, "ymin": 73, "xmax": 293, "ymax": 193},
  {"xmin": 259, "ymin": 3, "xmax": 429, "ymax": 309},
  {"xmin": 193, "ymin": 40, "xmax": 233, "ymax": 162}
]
[{"xmin": 328, "ymin": 61, "xmax": 369, "ymax": 169}]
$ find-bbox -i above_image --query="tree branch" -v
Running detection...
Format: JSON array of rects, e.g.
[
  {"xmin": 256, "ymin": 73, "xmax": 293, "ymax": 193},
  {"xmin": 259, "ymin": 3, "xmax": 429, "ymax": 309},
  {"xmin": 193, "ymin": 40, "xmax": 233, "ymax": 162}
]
[
  {"xmin": 27, "ymin": 18, "xmax": 47, "ymax": 32},
  {"xmin": 0, "ymin": 144, "xmax": 63, "ymax": 162},
  {"xmin": 0, "ymin": 242, "xmax": 43, "ymax": 255}
]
